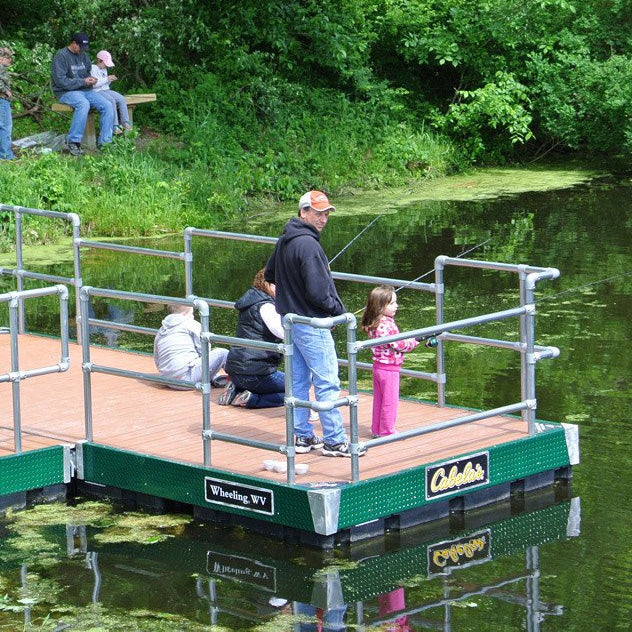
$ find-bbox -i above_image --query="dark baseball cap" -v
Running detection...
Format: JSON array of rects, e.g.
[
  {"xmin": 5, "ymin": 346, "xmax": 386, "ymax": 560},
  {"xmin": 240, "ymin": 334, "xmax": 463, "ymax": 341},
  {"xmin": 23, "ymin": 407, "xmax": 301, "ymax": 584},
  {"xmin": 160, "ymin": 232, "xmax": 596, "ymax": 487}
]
[{"xmin": 71, "ymin": 32, "xmax": 89, "ymax": 51}]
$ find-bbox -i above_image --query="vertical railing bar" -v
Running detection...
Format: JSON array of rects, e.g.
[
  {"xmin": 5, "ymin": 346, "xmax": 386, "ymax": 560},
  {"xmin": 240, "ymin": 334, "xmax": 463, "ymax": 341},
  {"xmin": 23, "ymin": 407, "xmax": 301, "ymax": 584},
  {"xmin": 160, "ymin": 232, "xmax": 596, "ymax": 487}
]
[
  {"xmin": 283, "ymin": 318, "xmax": 296, "ymax": 484},
  {"xmin": 347, "ymin": 314, "xmax": 360, "ymax": 482},
  {"xmin": 196, "ymin": 298, "xmax": 212, "ymax": 467},
  {"xmin": 435, "ymin": 258, "xmax": 446, "ymax": 407},
  {"xmin": 71, "ymin": 215, "xmax": 83, "ymax": 344},
  {"xmin": 15, "ymin": 211, "xmax": 25, "ymax": 333},
  {"xmin": 519, "ymin": 267, "xmax": 528, "ymax": 423},
  {"xmin": 525, "ymin": 275, "xmax": 537, "ymax": 435},
  {"xmin": 184, "ymin": 228, "xmax": 194, "ymax": 299},
  {"xmin": 80, "ymin": 288, "xmax": 94, "ymax": 441},
  {"xmin": 9, "ymin": 297, "xmax": 22, "ymax": 453}
]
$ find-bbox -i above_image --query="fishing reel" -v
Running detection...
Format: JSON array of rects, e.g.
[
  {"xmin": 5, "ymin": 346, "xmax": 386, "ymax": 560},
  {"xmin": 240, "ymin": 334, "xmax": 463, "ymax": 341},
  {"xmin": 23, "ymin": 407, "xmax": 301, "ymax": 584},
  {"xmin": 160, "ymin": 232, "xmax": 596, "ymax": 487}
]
[{"xmin": 415, "ymin": 335, "xmax": 438, "ymax": 348}]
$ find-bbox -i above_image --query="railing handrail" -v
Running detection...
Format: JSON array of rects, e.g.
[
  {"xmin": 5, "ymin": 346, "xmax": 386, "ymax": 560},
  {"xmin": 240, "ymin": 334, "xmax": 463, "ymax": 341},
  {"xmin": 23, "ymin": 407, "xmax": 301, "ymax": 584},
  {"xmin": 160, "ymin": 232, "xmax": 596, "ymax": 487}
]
[
  {"xmin": 0, "ymin": 284, "xmax": 70, "ymax": 453},
  {"xmin": 0, "ymin": 204, "xmax": 82, "ymax": 341}
]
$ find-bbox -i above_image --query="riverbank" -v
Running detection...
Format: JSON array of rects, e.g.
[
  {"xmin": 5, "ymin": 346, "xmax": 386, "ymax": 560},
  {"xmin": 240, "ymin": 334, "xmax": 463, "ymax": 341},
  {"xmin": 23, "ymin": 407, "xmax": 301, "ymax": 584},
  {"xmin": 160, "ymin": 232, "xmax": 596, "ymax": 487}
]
[{"xmin": 0, "ymin": 161, "xmax": 603, "ymax": 268}]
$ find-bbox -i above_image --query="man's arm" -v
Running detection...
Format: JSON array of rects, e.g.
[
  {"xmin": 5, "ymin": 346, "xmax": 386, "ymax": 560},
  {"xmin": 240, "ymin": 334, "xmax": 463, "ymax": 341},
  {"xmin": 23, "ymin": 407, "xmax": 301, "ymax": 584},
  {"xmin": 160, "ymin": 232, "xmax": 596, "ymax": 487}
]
[
  {"xmin": 301, "ymin": 251, "xmax": 345, "ymax": 316},
  {"xmin": 51, "ymin": 52, "xmax": 91, "ymax": 92}
]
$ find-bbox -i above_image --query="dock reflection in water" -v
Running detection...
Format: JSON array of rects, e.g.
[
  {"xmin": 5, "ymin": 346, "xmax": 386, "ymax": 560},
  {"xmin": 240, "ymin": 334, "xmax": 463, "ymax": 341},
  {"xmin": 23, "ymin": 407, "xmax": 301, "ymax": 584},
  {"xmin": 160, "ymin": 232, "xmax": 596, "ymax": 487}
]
[{"xmin": 37, "ymin": 490, "xmax": 578, "ymax": 631}]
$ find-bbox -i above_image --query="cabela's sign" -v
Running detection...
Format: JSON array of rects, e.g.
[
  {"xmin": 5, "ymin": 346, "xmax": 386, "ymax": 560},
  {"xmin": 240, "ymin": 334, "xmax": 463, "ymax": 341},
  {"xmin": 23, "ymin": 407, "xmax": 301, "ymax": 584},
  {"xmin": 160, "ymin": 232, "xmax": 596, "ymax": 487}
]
[
  {"xmin": 425, "ymin": 452, "xmax": 489, "ymax": 500},
  {"xmin": 427, "ymin": 529, "xmax": 492, "ymax": 576},
  {"xmin": 205, "ymin": 477, "xmax": 274, "ymax": 515}
]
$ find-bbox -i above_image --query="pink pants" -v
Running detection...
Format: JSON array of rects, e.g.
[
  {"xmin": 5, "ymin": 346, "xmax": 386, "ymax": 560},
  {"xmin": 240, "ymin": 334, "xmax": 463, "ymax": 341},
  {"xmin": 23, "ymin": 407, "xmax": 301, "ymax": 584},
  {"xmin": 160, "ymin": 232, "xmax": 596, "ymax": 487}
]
[{"xmin": 372, "ymin": 362, "xmax": 400, "ymax": 436}]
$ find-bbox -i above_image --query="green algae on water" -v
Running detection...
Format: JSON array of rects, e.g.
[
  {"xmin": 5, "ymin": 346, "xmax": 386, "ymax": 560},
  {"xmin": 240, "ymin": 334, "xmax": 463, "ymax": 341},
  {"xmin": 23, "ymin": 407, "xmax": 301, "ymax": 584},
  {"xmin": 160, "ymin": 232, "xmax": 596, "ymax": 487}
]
[{"xmin": 93, "ymin": 511, "xmax": 192, "ymax": 544}]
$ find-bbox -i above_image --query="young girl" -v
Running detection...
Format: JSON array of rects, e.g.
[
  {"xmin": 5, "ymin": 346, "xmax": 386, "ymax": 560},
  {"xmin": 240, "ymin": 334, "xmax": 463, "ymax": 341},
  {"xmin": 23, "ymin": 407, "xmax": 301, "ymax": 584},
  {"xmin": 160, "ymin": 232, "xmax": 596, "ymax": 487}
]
[
  {"xmin": 90, "ymin": 50, "xmax": 132, "ymax": 135},
  {"xmin": 361, "ymin": 285, "xmax": 418, "ymax": 437}
]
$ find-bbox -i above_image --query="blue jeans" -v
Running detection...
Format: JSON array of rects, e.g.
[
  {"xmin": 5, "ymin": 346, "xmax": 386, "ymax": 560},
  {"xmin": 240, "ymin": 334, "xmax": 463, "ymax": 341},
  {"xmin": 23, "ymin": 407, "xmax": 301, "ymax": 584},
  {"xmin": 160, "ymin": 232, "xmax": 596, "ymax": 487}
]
[
  {"xmin": 291, "ymin": 324, "xmax": 346, "ymax": 444},
  {"xmin": 0, "ymin": 99, "xmax": 13, "ymax": 160},
  {"xmin": 98, "ymin": 89, "xmax": 130, "ymax": 129},
  {"xmin": 230, "ymin": 370, "xmax": 285, "ymax": 408},
  {"xmin": 59, "ymin": 90, "xmax": 114, "ymax": 145}
]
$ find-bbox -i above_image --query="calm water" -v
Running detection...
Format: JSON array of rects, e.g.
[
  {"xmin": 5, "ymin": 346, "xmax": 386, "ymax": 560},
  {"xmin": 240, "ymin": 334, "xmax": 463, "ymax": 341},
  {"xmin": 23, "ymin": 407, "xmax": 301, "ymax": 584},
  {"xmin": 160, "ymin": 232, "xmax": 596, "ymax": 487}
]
[{"xmin": 1, "ymin": 175, "xmax": 631, "ymax": 630}]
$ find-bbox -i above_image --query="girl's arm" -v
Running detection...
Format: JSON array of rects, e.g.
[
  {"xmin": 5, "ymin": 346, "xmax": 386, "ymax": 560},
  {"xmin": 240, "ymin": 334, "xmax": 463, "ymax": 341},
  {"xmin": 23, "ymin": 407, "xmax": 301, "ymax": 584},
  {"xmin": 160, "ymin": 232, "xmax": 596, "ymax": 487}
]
[{"xmin": 377, "ymin": 319, "xmax": 419, "ymax": 352}]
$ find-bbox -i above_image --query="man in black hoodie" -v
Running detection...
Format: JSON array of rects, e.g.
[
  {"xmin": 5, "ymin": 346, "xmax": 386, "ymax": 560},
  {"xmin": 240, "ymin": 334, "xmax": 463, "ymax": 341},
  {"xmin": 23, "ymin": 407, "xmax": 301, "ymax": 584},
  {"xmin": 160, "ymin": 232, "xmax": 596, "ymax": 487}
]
[{"xmin": 265, "ymin": 191, "xmax": 365, "ymax": 458}]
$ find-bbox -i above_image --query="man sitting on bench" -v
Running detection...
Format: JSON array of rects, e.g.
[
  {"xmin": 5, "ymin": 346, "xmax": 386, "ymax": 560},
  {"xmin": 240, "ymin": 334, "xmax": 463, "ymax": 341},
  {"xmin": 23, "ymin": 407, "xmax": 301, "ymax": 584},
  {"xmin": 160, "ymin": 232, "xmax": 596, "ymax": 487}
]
[{"xmin": 51, "ymin": 32, "xmax": 114, "ymax": 155}]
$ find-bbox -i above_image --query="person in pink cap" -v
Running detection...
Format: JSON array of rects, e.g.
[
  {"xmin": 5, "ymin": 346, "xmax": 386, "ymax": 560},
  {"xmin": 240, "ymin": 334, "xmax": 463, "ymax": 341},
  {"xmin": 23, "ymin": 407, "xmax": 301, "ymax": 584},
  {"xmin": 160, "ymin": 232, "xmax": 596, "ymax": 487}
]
[{"xmin": 90, "ymin": 50, "xmax": 132, "ymax": 135}]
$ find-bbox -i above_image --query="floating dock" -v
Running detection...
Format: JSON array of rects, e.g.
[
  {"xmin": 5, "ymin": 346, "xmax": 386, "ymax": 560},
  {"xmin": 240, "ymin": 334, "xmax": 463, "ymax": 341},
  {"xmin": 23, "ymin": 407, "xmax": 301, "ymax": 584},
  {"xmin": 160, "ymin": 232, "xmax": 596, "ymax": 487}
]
[
  {"xmin": 1, "ymin": 333, "xmax": 578, "ymax": 547},
  {"xmin": 0, "ymin": 205, "xmax": 580, "ymax": 548}
]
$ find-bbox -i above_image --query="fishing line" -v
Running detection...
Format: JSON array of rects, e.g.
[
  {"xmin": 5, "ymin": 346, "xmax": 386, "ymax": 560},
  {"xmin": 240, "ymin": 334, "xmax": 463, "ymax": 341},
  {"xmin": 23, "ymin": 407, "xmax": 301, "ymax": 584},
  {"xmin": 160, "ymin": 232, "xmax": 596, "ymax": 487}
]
[
  {"xmin": 534, "ymin": 270, "xmax": 632, "ymax": 304},
  {"xmin": 394, "ymin": 237, "xmax": 492, "ymax": 293},
  {"xmin": 329, "ymin": 214, "xmax": 384, "ymax": 265},
  {"xmin": 351, "ymin": 236, "xmax": 492, "ymax": 315}
]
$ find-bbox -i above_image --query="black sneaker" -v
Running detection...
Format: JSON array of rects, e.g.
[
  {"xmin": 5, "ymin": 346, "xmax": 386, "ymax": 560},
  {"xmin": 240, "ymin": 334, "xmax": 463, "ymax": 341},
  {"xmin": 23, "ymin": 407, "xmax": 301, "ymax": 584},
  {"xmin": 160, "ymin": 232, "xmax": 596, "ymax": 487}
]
[
  {"xmin": 68, "ymin": 142, "xmax": 83, "ymax": 156},
  {"xmin": 322, "ymin": 441, "xmax": 367, "ymax": 457},
  {"xmin": 218, "ymin": 382, "xmax": 237, "ymax": 406},
  {"xmin": 295, "ymin": 435, "xmax": 324, "ymax": 453}
]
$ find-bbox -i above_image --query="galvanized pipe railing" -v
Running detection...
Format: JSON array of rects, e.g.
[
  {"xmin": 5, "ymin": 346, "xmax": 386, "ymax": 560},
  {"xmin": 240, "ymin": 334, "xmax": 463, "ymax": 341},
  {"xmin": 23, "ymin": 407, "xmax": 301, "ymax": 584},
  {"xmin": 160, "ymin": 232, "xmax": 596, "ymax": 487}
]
[
  {"xmin": 0, "ymin": 204, "xmax": 81, "ymax": 340},
  {"xmin": 78, "ymin": 288, "xmax": 211, "ymax": 458},
  {"xmin": 0, "ymin": 284, "xmax": 70, "ymax": 453},
  {"xmin": 434, "ymin": 256, "xmax": 560, "ymax": 426}
]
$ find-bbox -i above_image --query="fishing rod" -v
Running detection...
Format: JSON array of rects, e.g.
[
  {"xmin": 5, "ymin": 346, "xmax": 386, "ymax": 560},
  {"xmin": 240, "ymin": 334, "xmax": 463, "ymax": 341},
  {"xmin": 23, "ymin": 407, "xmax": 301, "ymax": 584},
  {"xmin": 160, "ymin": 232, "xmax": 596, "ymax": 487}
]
[
  {"xmin": 394, "ymin": 237, "xmax": 492, "ymax": 293},
  {"xmin": 329, "ymin": 214, "xmax": 384, "ymax": 266},
  {"xmin": 351, "ymin": 237, "xmax": 492, "ymax": 317}
]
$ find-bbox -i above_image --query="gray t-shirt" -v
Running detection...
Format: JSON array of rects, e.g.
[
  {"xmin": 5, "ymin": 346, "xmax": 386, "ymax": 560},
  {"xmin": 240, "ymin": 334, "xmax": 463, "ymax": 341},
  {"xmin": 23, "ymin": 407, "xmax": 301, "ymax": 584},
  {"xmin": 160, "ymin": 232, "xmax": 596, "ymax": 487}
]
[{"xmin": 51, "ymin": 47, "xmax": 91, "ymax": 97}]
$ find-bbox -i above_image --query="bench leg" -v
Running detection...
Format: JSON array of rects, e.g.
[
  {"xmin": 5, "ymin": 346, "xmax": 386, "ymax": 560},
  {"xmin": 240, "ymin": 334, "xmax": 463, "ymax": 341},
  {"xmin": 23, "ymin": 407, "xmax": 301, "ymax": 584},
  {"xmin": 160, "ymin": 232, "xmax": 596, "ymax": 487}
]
[{"xmin": 83, "ymin": 113, "xmax": 97, "ymax": 149}]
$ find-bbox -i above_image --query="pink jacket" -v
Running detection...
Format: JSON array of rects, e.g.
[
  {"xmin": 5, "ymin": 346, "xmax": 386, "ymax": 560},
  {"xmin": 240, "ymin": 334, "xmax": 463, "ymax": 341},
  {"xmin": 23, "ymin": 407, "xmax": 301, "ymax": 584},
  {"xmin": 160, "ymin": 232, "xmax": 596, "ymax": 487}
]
[{"xmin": 368, "ymin": 316, "xmax": 418, "ymax": 366}]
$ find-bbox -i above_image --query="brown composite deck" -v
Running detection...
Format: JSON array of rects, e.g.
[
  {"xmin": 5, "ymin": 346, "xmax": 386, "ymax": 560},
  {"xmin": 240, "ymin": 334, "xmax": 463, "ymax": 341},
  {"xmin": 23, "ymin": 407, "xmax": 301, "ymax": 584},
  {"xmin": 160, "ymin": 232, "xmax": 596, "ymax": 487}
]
[{"xmin": 1, "ymin": 334, "xmax": 529, "ymax": 483}]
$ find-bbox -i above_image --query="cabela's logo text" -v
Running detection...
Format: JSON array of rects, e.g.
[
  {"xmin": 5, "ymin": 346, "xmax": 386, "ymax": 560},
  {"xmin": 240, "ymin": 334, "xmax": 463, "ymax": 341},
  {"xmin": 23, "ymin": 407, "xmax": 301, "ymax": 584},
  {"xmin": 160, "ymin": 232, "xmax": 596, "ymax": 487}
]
[
  {"xmin": 425, "ymin": 452, "xmax": 489, "ymax": 499},
  {"xmin": 428, "ymin": 529, "xmax": 491, "ymax": 575}
]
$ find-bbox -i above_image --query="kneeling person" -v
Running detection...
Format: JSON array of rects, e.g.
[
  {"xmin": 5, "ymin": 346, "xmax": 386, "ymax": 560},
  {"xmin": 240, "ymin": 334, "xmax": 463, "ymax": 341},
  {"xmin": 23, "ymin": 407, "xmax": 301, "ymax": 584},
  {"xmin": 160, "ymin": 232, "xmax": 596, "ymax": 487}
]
[
  {"xmin": 219, "ymin": 269, "xmax": 285, "ymax": 408},
  {"xmin": 154, "ymin": 304, "xmax": 228, "ymax": 388}
]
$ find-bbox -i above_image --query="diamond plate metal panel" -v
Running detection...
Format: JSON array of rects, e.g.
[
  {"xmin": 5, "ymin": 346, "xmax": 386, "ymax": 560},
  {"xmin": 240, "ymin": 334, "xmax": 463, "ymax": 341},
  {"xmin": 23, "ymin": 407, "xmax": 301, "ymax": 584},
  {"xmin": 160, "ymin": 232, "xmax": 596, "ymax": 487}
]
[
  {"xmin": 81, "ymin": 443, "xmax": 316, "ymax": 531},
  {"xmin": 338, "ymin": 425, "xmax": 570, "ymax": 528},
  {"xmin": 0, "ymin": 446, "xmax": 67, "ymax": 496}
]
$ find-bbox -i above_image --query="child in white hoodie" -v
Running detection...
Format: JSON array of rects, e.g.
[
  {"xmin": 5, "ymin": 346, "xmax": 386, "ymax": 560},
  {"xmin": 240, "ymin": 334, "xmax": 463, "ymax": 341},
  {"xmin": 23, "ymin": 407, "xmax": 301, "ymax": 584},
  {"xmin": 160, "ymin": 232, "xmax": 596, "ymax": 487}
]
[
  {"xmin": 90, "ymin": 49, "xmax": 132, "ymax": 135},
  {"xmin": 154, "ymin": 304, "xmax": 228, "ymax": 388}
]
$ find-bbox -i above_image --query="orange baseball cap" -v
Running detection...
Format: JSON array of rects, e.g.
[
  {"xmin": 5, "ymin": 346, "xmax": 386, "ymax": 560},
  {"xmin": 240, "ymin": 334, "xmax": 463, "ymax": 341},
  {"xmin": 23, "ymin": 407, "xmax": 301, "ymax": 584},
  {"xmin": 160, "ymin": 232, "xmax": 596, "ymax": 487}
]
[{"xmin": 298, "ymin": 190, "xmax": 335, "ymax": 212}]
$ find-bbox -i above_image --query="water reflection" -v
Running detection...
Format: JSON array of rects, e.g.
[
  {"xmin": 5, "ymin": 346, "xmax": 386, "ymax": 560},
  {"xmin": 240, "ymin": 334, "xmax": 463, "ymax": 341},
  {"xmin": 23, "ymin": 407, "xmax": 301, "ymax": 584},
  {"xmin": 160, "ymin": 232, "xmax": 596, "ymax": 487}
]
[{"xmin": 2, "ymin": 491, "xmax": 579, "ymax": 630}]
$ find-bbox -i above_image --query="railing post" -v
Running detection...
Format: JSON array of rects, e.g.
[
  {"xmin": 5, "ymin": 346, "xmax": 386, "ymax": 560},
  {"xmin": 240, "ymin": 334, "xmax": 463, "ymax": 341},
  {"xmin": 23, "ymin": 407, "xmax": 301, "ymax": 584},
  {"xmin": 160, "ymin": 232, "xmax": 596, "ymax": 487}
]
[
  {"xmin": 283, "ymin": 316, "xmax": 296, "ymax": 484},
  {"xmin": 195, "ymin": 298, "xmax": 212, "ymax": 467},
  {"xmin": 9, "ymin": 295, "xmax": 22, "ymax": 453},
  {"xmin": 525, "ymin": 274, "xmax": 537, "ymax": 435},
  {"xmin": 184, "ymin": 228, "xmax": 194, "ymax": 299},
  {"xmin": 434, "ymin": 256, "xmax": 446, "ymax": 407},
  {"xmin": 346, "ymin": 313, "xmax": 360, "ymax": 482},
  {"xmin": 14, "ymin": 210, "xmax": 25, "ymax": 334},
  {"xmin": 71, "ymin": 214, "xmax": 83, "ymax": 344},
  {"xmin": 519, "ymin": 266, "xmax": 528, "ymax": 423},
  {"xmin": 80, "ymin": 288, "xmax": 94, "ymax": 442}
]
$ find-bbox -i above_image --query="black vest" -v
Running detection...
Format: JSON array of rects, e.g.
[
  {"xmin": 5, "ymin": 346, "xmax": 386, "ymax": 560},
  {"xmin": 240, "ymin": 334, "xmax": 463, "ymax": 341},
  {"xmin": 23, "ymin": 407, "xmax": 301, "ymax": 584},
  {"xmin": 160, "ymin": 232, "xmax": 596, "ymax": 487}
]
[{"xmin": 225, "ymin": 287, "xmax": 283, "ymax": 376}]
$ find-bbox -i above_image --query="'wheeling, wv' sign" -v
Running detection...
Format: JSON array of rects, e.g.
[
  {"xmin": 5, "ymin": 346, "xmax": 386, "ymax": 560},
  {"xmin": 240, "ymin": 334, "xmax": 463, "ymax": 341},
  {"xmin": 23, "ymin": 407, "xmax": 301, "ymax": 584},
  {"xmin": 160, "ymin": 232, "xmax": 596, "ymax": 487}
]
[{"xmin": 204, "ymin": 477, "xmax": 274, "ymax": 515}]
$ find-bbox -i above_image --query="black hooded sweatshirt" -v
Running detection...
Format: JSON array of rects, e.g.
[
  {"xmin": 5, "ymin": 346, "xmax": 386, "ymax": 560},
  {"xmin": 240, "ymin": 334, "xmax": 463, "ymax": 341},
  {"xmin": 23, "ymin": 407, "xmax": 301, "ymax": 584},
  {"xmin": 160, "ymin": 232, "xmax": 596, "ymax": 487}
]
[{"xmin": 264, "ymin": 217, "xmax": 345, "ymax": 318}]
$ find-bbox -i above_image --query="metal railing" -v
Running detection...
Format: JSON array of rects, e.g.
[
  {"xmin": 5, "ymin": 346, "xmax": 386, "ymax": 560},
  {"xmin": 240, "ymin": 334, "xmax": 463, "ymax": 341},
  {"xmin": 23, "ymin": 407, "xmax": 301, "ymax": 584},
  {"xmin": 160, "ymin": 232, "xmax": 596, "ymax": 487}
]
[
  {"xmin": 0, "ymin": 211, "xmax": 560, "ymax": 483},
  {"xmin": 0, "ymin": 204, "xmax": 82, "ymax": 339},
  {"xmin": 0, "ymin": 285, "xmax": 70, "ymax": 452}
]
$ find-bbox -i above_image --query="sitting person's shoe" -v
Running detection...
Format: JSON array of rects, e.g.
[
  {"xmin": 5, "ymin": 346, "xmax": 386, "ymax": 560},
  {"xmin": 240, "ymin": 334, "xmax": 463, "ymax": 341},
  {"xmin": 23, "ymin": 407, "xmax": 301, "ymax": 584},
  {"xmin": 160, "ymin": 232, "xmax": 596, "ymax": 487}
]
[
  {"xmin": 231, "ymin": 390, "xmax": 253, "ymax": 407},
  {"xmin": 114, "ymin": 125, "xmax": 124, "ymax": 135},
  {"xmin": 211, "ymin": 374, "xmax": 229, "ymax": 388},
  {"xmin": 218, "ymin": 381, "xmax": 237, "ymax": 406},
  {"xmin": 322, "ymin": 441, "xmax": 367, "ymax": 457},
  {"xmin": 67, "ymin": 141, "xmax": 83, "ymax": 156},
  {"xmin": 295, "ymin": 435, "xmax": 324, "ymax": 453},
  {"xmin": 122, "ymin": 122, "xmax": 133, "ymax": 131}
]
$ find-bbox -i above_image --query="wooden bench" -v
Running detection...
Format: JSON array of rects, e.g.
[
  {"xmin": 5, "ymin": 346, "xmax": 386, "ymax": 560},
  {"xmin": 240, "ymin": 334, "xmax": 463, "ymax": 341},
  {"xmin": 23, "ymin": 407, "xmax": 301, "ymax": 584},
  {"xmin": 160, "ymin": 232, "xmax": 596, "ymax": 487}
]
[{"xmin": 51, "ymin": 93, "xmax": 157, "ymax": 149}]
